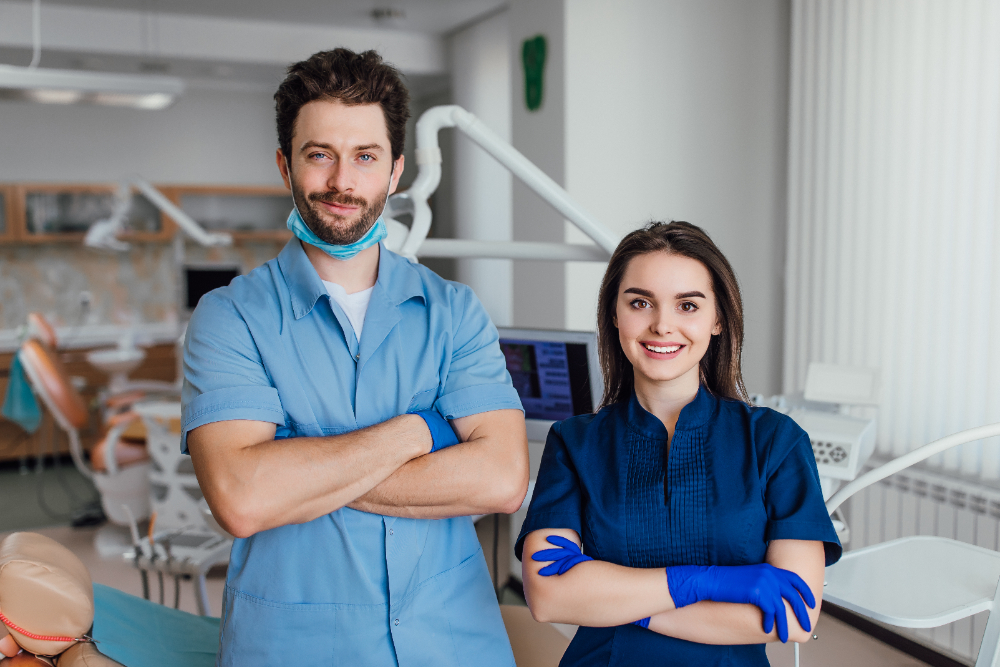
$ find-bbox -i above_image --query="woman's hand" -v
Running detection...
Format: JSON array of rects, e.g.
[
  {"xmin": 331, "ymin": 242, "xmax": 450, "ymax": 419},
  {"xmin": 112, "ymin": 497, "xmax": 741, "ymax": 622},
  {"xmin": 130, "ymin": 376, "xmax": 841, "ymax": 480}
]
[{"xmin": 666, "ymin": 563, "xmax": 815, "ymax": 642}]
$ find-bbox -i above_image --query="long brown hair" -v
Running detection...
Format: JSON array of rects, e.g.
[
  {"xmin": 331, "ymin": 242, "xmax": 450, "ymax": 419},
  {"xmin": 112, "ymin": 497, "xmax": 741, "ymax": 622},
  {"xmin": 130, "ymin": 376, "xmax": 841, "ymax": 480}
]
[{"xmin": 596, "ymin": 221, "xmax": 749, "ymax": 408}]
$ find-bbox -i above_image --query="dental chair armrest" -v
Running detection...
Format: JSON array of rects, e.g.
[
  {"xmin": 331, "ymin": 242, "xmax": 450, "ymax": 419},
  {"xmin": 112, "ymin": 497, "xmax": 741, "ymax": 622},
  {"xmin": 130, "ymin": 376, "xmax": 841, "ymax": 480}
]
[{"xmin": 825, "ymin": 422, "xmax": 1000, "ymax": 515}]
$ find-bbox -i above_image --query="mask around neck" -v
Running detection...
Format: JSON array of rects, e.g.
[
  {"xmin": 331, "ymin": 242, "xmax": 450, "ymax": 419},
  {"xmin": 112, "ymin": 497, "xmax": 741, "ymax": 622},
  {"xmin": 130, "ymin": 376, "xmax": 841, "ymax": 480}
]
[
  {"xmin": 286, "ymin": 207, "xmax": 387, "ymax": 260},
  {"xmin": 284, "ymin": 160, "xmax": 395, "ymax": 261}
]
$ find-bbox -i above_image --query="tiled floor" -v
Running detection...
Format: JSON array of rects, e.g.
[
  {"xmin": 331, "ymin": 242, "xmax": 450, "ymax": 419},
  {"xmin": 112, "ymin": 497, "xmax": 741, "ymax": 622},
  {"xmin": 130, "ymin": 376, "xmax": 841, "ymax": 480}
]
[{"xmin": 0, "ymin": 522, "xmax": 934, "ymax": 666}]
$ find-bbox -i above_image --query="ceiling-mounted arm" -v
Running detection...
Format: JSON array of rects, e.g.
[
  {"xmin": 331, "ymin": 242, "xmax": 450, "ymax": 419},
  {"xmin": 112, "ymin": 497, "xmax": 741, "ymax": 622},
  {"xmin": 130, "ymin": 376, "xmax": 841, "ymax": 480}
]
[
  {"xmin": 397, "ymin": 105, "xmax": 619, "ymax": 260},
  {"xmin": 85, "ymin": 176, "xmax": 232, "ymax": 250}
]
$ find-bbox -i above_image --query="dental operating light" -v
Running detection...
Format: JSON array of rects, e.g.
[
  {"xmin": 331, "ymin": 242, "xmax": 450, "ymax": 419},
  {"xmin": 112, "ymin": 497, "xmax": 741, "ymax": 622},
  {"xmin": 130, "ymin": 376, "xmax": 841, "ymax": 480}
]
[
  {"xmin": 0, "ymin": 65, "xmax": 184, "ymax": 109},
  {"xmin": 0, "ymin": 0, "xmax": 184, "ymax": 109}
]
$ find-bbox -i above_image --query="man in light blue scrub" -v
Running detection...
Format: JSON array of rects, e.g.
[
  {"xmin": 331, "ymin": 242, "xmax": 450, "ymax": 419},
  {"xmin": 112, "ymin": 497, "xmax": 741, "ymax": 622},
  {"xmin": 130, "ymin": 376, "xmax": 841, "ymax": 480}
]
[{"xmin": 182, "ymin": 48, "xmax": 529, "ymax": 666}]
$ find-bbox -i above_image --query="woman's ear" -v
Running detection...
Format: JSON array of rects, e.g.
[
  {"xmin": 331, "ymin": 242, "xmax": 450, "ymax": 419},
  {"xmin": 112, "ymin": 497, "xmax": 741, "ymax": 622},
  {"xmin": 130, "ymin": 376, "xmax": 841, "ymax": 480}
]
[{"xmin": 712, "ymin": 323, "xmax": 722, "ymax": 335}]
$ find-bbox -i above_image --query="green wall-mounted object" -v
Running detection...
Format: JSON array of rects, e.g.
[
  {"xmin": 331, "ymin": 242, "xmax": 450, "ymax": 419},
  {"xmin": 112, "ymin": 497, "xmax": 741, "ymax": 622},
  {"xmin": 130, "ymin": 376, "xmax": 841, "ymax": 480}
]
[{"xmin": 521, "ymin": 34, "xmax": 547, "ymax": 112}]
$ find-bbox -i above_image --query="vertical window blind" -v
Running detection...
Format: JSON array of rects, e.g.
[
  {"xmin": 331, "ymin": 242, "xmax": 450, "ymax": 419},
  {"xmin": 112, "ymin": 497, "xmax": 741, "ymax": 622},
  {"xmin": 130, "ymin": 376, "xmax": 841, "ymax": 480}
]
[{"xmin": 785, "ymin": 0, "xmax": 1000, "ymax": 480}]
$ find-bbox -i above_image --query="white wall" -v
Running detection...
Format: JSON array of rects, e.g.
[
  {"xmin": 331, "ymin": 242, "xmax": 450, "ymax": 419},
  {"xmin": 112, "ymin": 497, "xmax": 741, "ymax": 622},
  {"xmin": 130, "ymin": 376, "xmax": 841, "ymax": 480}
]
[
  {"xmin": 563, "ymin": 0, "xmax": 791, "ymax": 395},
  {"xmin": 0, "ymin": 87, "xmax": 283, "ymax": 185},
  {"xmin": 449, "ymin": 9, "xmax": 513, "ymax": 326},
  {"xmin": 509, "ymin": 0, "xmax": 567, "ymax": 330}
]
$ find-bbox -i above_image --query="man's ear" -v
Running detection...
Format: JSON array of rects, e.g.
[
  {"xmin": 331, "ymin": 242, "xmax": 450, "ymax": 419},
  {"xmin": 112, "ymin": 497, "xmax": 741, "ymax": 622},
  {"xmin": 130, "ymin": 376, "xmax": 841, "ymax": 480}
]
[
  {"xmin": 276, "ymin": 150, "xmax": 292, "ymax": 190},
  {"xmin": 388, "ymin": 154, "xmax": 405, "ymax": 195}
]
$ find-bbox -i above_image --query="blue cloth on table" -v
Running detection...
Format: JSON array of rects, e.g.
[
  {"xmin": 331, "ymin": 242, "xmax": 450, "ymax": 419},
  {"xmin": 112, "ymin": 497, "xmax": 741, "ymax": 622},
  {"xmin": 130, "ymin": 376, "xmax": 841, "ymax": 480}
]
[
  {"xmin": 181, "ymin": 239, "xmax": 523, "ymax": 667},
  {"xmin": 92, "ymin": 583, "xmax": 219, "ymax": 667},
  {"xmin": 515, "ymin": 385, "xmax": 841, "ymax": 667},
  {"xmin": 2, "ymin": 354, "xmax": 41, "ymax": 434}
]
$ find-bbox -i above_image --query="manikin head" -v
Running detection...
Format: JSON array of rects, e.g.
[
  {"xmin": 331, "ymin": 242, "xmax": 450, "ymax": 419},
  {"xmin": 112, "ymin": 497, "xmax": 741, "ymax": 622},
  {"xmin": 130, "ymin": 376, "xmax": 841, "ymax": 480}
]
[
  {"xmin": 274, "ymin": 48, "xmax": 410, "ymax": 246},
  {"xmin": 595, "ymin": 221, "xmax": 749, "ymax": 407}
]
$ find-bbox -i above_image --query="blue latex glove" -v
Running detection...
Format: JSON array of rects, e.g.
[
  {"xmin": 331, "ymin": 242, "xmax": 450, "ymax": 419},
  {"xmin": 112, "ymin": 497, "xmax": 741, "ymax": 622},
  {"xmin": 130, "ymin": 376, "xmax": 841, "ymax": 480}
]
[
  {"xmin": 409, "ymin": 409, "xmax": 460, "ymax": 452},
  {"xmin": 667, "ymin": 564, "xmax": 815, "ymax": 642},
  {"xmin": 530, "ymin": 535, "xmax": 593, "ymax": 576},
  {"xmin": 533, "ymin": 537, "xmax": 649, "ymax": 628}
]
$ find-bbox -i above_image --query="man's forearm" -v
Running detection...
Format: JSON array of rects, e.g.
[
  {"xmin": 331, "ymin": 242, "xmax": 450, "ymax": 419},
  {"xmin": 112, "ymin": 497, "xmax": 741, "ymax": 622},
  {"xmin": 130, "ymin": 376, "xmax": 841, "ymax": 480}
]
[
  {"xmin": 189, "ymin": 415, "xmax": 431, "ymax": 537},
  {"xmin": 347, "ymin": 409, "xmax": 529, "ymax": 519}
]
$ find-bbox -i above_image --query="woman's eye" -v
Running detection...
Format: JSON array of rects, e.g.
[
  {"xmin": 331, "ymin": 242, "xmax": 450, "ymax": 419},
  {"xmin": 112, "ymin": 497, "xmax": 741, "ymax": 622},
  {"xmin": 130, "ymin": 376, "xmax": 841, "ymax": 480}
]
[
  {"xmin": 630, "ymin": 298, "xmax": 650, "ymax": 309},
  {"xmin": 679, "ymin": 301, "xmax": 698, "ymax": 313}
]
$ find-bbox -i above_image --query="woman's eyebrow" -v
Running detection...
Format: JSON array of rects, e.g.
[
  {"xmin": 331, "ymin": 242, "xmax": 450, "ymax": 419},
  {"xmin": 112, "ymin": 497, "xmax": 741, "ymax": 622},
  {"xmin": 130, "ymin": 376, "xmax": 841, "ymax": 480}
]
[
  {"xmin": 623, "ymin": 287, "xmax": 654, "ymax": 298},
  {"xmin": 676, "ymin": 291, "xmax": 707, "ymax": 299}
]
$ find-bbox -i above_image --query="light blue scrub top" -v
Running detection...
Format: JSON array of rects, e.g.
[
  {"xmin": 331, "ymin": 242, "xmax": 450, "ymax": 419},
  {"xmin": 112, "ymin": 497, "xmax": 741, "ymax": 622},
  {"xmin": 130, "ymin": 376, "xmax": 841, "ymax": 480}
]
[{"xmin": 181, "ymin": 239, "xmax": 522, "ymax": 667}]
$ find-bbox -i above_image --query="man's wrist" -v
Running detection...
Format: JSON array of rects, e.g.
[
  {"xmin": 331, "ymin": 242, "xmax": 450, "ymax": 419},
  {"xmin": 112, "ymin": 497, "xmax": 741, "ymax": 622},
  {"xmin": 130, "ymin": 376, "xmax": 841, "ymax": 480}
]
[{"xmin": 402, "ymin": 413, "xmax": 434, "ymax": 456}]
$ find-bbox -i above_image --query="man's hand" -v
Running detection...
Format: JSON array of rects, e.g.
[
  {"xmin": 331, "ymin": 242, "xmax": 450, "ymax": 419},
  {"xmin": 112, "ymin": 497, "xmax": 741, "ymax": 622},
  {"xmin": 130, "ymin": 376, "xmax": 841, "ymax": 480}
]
[{"xmin": 347, "ymin": 409, "xmax": 528, "ymax": 519}]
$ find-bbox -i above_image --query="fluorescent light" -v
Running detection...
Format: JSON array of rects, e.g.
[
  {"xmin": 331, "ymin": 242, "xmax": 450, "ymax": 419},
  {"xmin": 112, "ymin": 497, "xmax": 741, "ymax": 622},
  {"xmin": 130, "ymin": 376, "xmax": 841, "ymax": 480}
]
[{"xmin": 0, "ymin": 65, "xmax": 184, "ymax": 109}]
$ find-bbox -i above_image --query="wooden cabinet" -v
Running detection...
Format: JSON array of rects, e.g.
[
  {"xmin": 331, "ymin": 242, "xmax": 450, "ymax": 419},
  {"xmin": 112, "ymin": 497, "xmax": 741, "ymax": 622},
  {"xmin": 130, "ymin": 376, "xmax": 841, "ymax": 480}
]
[
  {"xmin": 14, "ymin": 183, "xmax": 172, "ymax": 243},
  {"xmin": 0, "ymin": 185, "xmax": 18, "ymax": 243},
  {"xmin": 161, "ymin": 185, "xmax": 293, "ymax": 242}
]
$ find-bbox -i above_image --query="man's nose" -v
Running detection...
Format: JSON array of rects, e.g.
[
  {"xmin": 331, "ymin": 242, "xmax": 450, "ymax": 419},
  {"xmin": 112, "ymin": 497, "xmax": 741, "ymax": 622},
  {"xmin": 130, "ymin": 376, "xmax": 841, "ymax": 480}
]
[{"xmin": 325, "ymin": 161, "xmax": 356, "ymax": 193}]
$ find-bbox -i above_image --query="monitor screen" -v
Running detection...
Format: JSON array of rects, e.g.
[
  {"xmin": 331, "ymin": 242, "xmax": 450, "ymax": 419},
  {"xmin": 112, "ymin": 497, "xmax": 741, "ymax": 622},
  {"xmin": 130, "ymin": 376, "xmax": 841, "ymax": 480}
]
[
  {"xmin": 185, "ymin": 266, "xmax": 240, "ymax": 310},
  {"xmin": 500, "ymin": 339, "xmax": 593, "ymax": 421},
  {"xmin": 496, "ymin": 328, "xmax": 601, "ymax": 440}
]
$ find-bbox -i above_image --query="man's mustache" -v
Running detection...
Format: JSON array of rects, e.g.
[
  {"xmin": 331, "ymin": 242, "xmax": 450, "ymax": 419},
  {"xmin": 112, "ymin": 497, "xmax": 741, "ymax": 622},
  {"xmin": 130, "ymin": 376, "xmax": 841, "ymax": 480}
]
[{"xmin": 308, "ymin": 192, "xmax": 368, "ymax": 208}]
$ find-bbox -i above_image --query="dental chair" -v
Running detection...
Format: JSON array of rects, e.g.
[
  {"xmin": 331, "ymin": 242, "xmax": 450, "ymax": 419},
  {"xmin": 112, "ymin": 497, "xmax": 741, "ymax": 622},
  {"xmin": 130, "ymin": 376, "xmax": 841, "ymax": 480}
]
[
  {"xmin": 16, "ymin": 339, "xmax": 151, "ymax": 526},
  {"xmin": 820, "ymin": 423, "xmax": 1000, "ymax": 667}
]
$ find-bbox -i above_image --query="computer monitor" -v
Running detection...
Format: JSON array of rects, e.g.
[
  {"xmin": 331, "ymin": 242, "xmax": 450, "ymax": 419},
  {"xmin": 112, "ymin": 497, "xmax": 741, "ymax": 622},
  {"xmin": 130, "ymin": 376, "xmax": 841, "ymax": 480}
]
[
  {"xmin": 496, "ymin": 327, "xmax": 603, "ymax": 441},
  {"xmin": 184, "ymin": 265, "xmax": 240, "ymax": 311}
]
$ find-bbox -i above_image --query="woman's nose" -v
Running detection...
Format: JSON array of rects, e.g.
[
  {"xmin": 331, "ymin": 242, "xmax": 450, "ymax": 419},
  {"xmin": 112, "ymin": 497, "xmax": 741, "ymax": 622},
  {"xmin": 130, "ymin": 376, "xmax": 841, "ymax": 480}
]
[{"xmin": 650, "ymin": 311, "xmax": 674, "ymax": 336}]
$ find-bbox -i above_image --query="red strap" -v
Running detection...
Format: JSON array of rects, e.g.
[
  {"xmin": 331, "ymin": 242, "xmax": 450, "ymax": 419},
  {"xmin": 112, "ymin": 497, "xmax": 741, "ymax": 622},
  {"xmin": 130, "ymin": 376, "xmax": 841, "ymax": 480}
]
[{"xmin": 0, "ymin": 608, "xmax": 84, "ymax": 643}]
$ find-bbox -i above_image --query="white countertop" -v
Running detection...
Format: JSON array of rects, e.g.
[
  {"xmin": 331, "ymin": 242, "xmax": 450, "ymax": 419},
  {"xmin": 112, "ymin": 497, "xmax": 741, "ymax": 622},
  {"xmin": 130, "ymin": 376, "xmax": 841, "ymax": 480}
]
[{"xmin": 0, "ymin": 321, "xmax": 182, "ymax": 354}]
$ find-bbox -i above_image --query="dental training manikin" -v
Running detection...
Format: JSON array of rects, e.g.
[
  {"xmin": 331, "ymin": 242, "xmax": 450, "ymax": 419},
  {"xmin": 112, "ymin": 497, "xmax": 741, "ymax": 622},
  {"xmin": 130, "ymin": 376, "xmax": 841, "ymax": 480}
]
[
  {"xmin": 0, "ymin": 532, "xmax": 123, "ymax": 666},
  {"xmin": 517, "ymin": 221, "xmax": 842, "ymax": 666}
]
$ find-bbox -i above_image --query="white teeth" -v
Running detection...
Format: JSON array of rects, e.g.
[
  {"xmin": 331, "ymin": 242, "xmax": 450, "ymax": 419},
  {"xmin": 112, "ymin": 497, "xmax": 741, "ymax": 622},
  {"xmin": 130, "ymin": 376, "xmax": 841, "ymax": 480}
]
[{"xmin": 645, "ymin": 344, "xmax": 681, "ymax": 354}]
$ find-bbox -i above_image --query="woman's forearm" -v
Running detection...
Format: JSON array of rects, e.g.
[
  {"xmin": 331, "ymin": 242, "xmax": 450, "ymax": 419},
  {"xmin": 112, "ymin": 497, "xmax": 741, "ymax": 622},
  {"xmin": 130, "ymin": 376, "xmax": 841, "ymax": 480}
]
[
  {"xmin": 647, "ymin": 598, "xmax": 817, "ymax": 644},
  {"xmin": 522, "ymin": 529, "xmax": 675, "ymax": 626}
]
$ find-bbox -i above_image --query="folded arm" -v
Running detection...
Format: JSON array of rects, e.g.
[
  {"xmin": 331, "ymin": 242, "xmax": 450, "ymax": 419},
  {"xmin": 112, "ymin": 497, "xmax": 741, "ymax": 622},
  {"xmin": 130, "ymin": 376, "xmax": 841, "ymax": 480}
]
[
  {"xmin": 521, "ymin": 529, "xmax": 824, "ymax": 643},
  {"xmin": 646, "ymin": 540, "xmax": 824, "ymax": 644},
  {"xmin": 186, "ymin": 415, "xmax": 432, "ymax": 538},
  {"xmin": 347, "ymin": 408, "xmax": 529, "ymax": 519}
]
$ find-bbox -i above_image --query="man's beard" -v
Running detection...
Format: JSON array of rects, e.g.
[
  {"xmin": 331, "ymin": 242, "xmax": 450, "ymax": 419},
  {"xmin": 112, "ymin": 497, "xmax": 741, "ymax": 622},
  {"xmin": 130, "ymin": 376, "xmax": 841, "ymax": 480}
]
[{"xmin": 291, "ymin": 181, "xmax": 388, "ymax": 246}]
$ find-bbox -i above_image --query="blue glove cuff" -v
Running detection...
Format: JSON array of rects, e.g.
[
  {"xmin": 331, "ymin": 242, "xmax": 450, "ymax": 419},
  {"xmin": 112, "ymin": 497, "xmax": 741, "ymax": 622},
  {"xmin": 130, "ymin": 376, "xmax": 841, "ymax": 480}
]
[
  {"xmin": 409, "ymin": 409, "xmax": 460, "ymax": 452},
  {"xmin": 665, "ymin": 565, "xmax": 713, "ymax": 609}
]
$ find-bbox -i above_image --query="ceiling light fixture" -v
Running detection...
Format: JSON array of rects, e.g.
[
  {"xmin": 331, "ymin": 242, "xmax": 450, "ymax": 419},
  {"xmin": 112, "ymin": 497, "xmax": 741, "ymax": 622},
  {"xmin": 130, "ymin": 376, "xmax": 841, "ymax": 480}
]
[{"xmin": 0, "ymin": 0, "xmax": 184, "ymax": 109}]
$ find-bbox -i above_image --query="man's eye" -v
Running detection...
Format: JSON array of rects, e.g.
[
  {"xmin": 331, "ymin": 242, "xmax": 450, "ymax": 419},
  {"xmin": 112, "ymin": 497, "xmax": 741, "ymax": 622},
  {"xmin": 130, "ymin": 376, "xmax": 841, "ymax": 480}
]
[
  {"xmin": 308, "ymin": 153, "xmax": 328, "ymax": 160},
  {"xmin": 359, "ymin": 154, "xmax": 375, "ymax": 162}
]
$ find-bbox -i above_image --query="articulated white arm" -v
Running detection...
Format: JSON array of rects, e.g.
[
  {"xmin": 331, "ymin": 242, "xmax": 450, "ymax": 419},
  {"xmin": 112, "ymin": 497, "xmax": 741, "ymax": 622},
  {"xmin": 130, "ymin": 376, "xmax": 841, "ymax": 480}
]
[
  {"xmin": 85, "ymin": 176, "xmax": 232, "ymax": 250},
  {"xmin": 825, "ymin": 422, "xmax": 1000, "ymax": 515},
  {"xmin": 398, "ymin": 105, "xmax": 618, "ymax": 260},
  {"xmin": 130, "ymin": 178, "xmax": 232, "ymax": 247}
]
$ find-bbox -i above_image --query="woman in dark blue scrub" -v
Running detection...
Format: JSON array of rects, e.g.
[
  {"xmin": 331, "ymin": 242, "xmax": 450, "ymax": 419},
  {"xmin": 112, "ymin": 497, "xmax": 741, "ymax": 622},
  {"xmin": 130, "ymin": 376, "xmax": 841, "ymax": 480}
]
[{"xmin": 516, "ymin": 222, "xmax": 841, "ymax": 666}]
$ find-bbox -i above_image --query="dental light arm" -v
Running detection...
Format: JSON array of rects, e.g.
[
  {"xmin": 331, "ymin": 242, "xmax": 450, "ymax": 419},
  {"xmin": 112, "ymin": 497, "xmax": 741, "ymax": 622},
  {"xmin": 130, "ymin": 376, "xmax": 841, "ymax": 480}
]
[
  {"xmin": 825, "ymin": 422, "xmax": 1000, "ymax": 515},
  {"xmin": 395, "ymin": 105, "xmax": 618, "ymax": 261},
  {"xmin": 85, "ymin": 176, "xmax": 232, "ymax": 251}
]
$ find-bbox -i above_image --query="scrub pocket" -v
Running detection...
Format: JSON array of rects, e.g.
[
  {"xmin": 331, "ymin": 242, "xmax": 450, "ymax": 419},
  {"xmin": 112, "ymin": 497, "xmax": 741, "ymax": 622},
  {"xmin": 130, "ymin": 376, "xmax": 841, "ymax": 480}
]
[
  {"xmin": 219, "ymin": 586, "xmax": 338, "ymax": 666},
  {"xmin": 407, "ymin": 387, "xmax": 439, "ymax": 413}
]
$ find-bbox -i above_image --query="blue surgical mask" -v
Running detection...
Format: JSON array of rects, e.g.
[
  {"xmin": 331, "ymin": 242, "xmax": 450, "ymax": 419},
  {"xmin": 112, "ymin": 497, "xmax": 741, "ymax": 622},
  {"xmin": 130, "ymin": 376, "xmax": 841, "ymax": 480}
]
[
  {"xmin": 286, "ymin": 207, "xmax": 387, "ymax": 260},
  {"xmin": 285, "ymin": 162, "xmax": 393, "ymax": 261}
]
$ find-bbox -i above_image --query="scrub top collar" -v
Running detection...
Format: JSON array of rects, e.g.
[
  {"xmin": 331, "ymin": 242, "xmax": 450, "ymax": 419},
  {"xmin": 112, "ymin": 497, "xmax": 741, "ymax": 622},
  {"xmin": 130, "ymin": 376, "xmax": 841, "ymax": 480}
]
[
  {"xmin": 277, "ymin": 238, "xmax": 425, "ymax": 321},
  {"xmin": 626, "ymin": 383, "xmax": 718, "ymax": 440}
]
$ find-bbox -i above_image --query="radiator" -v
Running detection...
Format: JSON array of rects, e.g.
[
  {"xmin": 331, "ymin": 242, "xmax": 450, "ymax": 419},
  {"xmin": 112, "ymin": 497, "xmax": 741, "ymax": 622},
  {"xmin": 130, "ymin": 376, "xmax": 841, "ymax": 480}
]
[{"xmin": 845, "ymin": 461, "xmax": 1000, "ymax": 664}]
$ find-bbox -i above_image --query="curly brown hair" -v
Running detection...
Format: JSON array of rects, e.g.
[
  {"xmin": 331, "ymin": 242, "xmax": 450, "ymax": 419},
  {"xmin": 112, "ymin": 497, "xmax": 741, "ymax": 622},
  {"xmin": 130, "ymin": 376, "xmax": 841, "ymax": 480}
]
[
  {"xmin": 274, "ymin": 48, "xmax": 410, "ymax": 161},
  {"xmin": 596, "ymin": 221, "xmax": 749, "ymax": 408}
]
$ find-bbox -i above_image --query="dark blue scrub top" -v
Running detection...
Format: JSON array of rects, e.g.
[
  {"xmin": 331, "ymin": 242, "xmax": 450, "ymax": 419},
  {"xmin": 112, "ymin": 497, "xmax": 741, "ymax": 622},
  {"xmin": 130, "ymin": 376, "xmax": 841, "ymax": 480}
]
[{"xmin": 515, "ymin": 385, "xmax": 841, "ymax": 667}]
